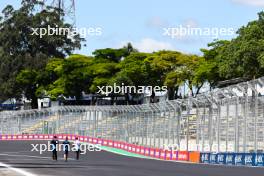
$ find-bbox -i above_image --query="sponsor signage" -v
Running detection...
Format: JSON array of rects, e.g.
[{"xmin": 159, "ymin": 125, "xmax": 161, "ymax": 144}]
[
  {"xmin": 234, "ymin": 153, "xmax": 244, "ymax": 166},
  {"xmin": 255, "ymin": 153, "xmax": 264, "ymax": 166},
  {"xmin": 225, "ymin": 153, "xmax": 234, "ymax": 165},
  {"xmin": 217, "ymin": 153, "xmax": 226, "ymax": 164},
  {"xmin": 244, "ymin": 153, "xmax": 255, "ymax": 166},
  {"xmin": 209, "ymin": 153, "xmax": 217, "ymax": 164},
  {"xmin": 200, "ymin": 153, "xmax": 210, "ymax": 163}
]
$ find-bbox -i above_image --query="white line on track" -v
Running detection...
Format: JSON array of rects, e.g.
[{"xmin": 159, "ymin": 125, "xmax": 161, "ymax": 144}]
[
  {"xmin": 0, "ymin": 153, "xmax": 51, "ymax": 160},
  {"xmin": 0, "ymin": 153, "xmax": 76, "ymax": 176},
  {"xmin": 0, "ymin": 161, "xmax": 37, "ymax": 176},
  {"xmin": 0, "ymin": 151, "xmax": 33, "ymax": 154},
  {"xmin": 0, "ymin": 153, "xmax": 75, "ymax": 160}
]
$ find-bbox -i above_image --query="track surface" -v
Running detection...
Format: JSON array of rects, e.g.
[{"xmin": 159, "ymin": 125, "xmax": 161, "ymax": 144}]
[{"xmin": 0, "ymin": 141, "xmax": 263, "ymax": 176}]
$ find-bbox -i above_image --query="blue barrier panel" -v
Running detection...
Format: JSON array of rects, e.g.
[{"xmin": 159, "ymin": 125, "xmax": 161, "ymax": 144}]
[
  {"xmin": 201, "ymin": 152, "xmax": 263, "ymax": 167},
  {"xmin": 255, "ymin": 153, "xmax": 264, "ymax": 166},
  {"xmin": 209, "ymin": 153, "xmax": 218, "ymax": 164},
  {"xmin": 234, "ymin": 153, "xmax": 244, "ymax": 166},
  {"xmin": 217, "ymin": 153, "xmax": 226, "ymax": 164},
  {"xmin": 244, "ymin": 153, "xmax": 256, "ymax": 166},
  {"xmin": 225, "ymin": 153, "xmax": 235, "ymax": 165},
  {"xmin": 200, "ymin": 153, "xmax": 210, "ymax": 163}
]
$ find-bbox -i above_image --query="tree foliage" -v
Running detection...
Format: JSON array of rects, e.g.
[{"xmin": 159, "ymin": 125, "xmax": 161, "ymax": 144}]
[
  {"xmin": 0, "ymin": 0, "xmax": 82, "ymax": 107},
  {"xmin": 217, "ymin": 12, "xmax": 264, "ymax": 80}
]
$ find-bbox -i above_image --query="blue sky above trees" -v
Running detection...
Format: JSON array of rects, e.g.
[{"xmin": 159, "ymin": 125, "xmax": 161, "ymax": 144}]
[{"xmin": 0, "ymin": 0, "xmax": 263, "ymax": 55}]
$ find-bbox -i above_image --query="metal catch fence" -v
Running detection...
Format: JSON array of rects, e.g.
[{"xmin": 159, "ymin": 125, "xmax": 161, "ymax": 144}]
[{"xmin": 1, "ymin": 77, "xmax": 264, "ymax": 153}]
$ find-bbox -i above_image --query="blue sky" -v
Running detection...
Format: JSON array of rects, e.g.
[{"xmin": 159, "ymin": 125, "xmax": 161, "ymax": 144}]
[{"xmin": 0, "ymin": 0, "xmax": 263, "ymax": 55}]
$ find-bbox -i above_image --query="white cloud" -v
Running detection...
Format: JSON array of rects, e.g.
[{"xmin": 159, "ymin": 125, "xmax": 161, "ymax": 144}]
[
  {"xmin": 146, "ymin": 17, "xmax": 168, "ymax": 28},
  {"xmin": 124, "ymin": 38, "xmax": 175, "ymax": 53},
  {"xmin": 182, "ymin": 19, "xmax": 199, "ymax": 28},
  {"xmin": 232, "ymin": 0, "xmax": 264, "ymax": 7}
]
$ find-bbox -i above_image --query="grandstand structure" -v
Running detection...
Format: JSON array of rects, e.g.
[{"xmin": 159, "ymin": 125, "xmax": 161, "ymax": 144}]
[{"xmin": 1, "ymin": 77, "xmax": 264, "ymax": 153}]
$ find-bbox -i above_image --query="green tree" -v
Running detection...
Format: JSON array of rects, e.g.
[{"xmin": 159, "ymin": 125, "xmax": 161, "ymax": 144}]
[
  {"xmin": 110, "ymin": 52, "xmax": 149, "ymax": 104},
  {"xmin": 144, "ymin": 51, "xmax": 203, "ymax": 99},
  {"xmin": 52, "ymin": 55, "xmax": 93, "ymax": 99},
  {"xmin": 217, "ymin": 11, "xmax": 264, "ymax": 80},
  {"xmin": 16, "ymin": 69, "xmax": 39, "ymax": 108},
  {"xmin": 0, "ymin": 0, "xmax": 82, "ymax": 107},
  {"xmin": 92, "ymin": 43, "xmax": 137, "ymax": 62},
  {"xmin": 199, "ymin": 40, "xmax": 229, "ymax": 89}
]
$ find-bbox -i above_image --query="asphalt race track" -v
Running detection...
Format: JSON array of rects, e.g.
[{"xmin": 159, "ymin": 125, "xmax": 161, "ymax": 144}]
[{"xmin": 0, "ymin": 141, "xmax": 263, "ymax": 176}]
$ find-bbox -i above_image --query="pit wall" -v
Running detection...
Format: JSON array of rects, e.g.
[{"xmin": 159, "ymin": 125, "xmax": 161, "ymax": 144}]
[{"xmin": 0, "ymin": 134, "xmax": 263, "ymax": 166}]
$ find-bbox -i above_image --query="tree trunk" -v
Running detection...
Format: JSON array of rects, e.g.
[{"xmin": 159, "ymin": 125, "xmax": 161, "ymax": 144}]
[
  {"xmin": 189, "ymin": 86, "xmax": 194, "ymax": 97},
  {"xmin": 175, "ymin": 86, "xmax": 179, "ymax": 99},
  {"xmin": 168, "ymin": 87, "xmax": 175, "ymax": 100},
  {"xmin": 150, "ymin": 90, "xmax": 155, "ymax": 103},
  {"xmin": 125, "ymin": 93, "xmax": 130, "ymax": 105},
  {"xmin": 31, "ymin": 94, "xmax": 38, "ymax": 109},
  {"xmin": 195, "ymin": 83, "xmax": 204, "ymax": 96}
]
